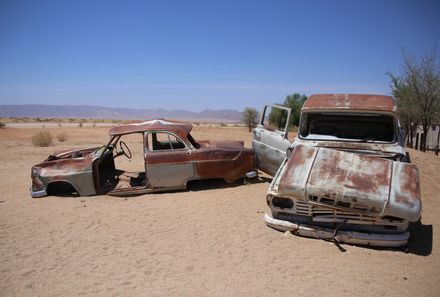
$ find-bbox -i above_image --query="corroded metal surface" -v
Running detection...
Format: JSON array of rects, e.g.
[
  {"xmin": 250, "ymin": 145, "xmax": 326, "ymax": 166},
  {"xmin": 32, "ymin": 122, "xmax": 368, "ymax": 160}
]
[
  {"xmin": 31, "ymin": 120, "xmax": 256, "ymax": 197},
  {"xmin": 302, "ymin": 94, "xmax": 396, "ymax": 112},
  {"xmin": 257, "ymin": 93, "xmax": 421, "ymax": 247},
  {"xmin": 252, "ymin": 104, "xmax": 292, "ymax": 176},
  {"xmin": 264, "ymin": 213, "xmax": 410, "ymax": 247},
  {"xmin": 388, "ymin": 162, "xmax": 422, "ymax": 221},
  {"xmin": 31, "ymin": 147, "xmax": 97, "ymax": 196},
  {"xmin": 272, "ymin": 145, "xmax": 421, "ymax": 221},
  {"xmin": 310, "ymin": 140, "xmax": 406, "ymax": 156},
  {"xmin": 145, "ymin": 140, "xmax": 255, "ymax": 184},
  {"xmin": 193, "ymin": 148, "xmax": 255, "ymax": 183},
  {"xmin": 306, "ymin": 147, "xmax": 391, "ymax": 214},
  {"xmin": 109, "ymin": 119, "xmax": 193, "ymax": 139},
  {"xmin": 276, "ymin": 145, "xmax": 317, "ymax": 199}
]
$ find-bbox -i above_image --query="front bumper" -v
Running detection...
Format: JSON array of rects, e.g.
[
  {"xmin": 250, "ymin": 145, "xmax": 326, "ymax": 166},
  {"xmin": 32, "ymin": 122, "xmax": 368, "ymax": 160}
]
[
  {"xmin": 264, "ymin": 213, "xmax": 410, "ymax": 247},
  {"xmin": 30, "ymin": 187, "xmax": 47, "ymax": 198}
]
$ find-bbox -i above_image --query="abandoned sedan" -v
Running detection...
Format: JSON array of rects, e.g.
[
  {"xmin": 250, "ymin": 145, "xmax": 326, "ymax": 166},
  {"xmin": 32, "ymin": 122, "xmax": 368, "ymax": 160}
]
[
  {"xmin": 31, "ymin": 119, "xmax": 256, "ymax": 197},
  {"xmin": 253, "ymin": 94, "xmax": 421, "ymax": 247}
]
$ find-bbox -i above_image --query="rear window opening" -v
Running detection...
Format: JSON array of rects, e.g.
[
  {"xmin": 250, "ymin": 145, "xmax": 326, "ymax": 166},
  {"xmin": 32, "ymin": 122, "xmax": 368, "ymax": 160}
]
[{"xmin": 299, "ymin": 112, "xmax": 396, "ymax": 142}]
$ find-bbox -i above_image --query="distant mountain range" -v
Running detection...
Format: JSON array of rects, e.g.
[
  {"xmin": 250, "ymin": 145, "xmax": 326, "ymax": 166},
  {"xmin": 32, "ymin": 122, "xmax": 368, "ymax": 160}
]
[{"xmin": 0, "ymin": 104, "xmax": 243, "ymax": 123}]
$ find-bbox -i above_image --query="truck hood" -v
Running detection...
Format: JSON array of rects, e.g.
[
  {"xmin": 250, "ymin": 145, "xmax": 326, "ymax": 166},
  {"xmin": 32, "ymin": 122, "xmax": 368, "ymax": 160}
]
[
  {"xmin": 272, "ymin": 145, "xmax": 421, "ymax": 222},
  {"xmin": 293, "ymin": 138, "xmax": 406, "ymax": 156}
]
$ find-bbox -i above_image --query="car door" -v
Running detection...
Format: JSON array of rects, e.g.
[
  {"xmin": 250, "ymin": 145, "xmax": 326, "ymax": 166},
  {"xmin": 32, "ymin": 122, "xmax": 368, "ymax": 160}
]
[
  {"xmin": 145, "ymin": 131, "xmax": 195, "ymax": 189},
  {"xmin": 252, "ymin": 104, "xmax": 292, "ymax": 176}
]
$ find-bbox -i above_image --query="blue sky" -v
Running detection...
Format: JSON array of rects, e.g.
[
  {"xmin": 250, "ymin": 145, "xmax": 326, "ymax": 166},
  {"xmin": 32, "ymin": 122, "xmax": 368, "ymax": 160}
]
[{"xmin": 1, "ymin": 0, "xmax": 439, "ymax": 111}]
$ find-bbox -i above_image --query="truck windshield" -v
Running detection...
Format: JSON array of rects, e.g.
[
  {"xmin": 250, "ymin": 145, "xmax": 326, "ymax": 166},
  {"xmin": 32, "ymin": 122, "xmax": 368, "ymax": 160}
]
[{"xmin": 299, "ymin": 112, "xmax": 396, "ymax": 142}]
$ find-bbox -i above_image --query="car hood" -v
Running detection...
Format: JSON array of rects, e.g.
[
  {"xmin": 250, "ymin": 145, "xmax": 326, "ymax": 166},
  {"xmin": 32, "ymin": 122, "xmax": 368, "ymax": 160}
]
[
  {"xmin": 46, "ymin": 147, "xmax": 99, "ymax": 161},
  {"xmin": 271, "ymin": 145, "xmax": 421, "ymax": 222}
]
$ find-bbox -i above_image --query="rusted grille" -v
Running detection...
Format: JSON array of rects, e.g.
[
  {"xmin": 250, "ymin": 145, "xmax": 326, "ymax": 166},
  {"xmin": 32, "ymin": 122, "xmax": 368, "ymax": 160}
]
[
  {"xmin": 289, "ymin": 200, "xmax": 403, "ymax": 226},
  {"xmin": 270, "ymin": 196, "xmax": 404, "ymax": 225},
  {"xmin": 308, "ymin": 195, "xmax": 380, "ymax": 214},
  {"xmin": 272, "ymin": 198, "xmax": 373, "ymax": 218}
]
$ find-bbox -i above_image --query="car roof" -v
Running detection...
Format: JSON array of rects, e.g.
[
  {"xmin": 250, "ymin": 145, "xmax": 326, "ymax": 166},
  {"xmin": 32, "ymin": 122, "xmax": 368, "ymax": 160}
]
[
  {"xmin": 108, "ymin": 119, "xmax": 192, "ymax": 138},
  {"xmin": 302, "ymin": 94, "xmax": 396, "ymax": 113}
]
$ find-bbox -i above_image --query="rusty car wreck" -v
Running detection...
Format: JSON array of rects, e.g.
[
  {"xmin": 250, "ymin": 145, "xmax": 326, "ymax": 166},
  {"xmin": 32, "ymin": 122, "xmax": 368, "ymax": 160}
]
[
  {"xmin": 31, "ymin": 119, "xmax": 256, "ymax": 197},
  {"xmin": 253, "ymin": 94, "xmax": 421, "ymax": 247}
]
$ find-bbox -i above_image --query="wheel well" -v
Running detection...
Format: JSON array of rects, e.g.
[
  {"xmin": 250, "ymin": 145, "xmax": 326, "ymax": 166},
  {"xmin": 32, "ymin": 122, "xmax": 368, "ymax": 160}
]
[{"xmin": 46, "ymin": 181, "xmax": 79, "ymax": 196}]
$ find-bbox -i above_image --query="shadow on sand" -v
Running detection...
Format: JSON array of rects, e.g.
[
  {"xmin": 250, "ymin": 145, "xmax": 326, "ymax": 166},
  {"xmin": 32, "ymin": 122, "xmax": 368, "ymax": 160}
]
[
  {"xmin": 336, "ymin": 220, "xmax": 433, "ymax": 255},
  {"xmin": 187, "ymin": 176, "xmax": 271, "ymax": 192},
  {"xmin": 405, "ymin": 220, "xmax": 433, "ymax": 256}
]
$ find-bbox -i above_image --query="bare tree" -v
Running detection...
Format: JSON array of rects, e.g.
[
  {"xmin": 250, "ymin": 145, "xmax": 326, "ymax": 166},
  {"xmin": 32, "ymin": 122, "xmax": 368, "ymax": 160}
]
[
  {"xmin": 388, "ymin": 73, "xmax": 419, "ymax": 147},
  {"xmin": 242, "ymin": 107, "xmax": 259, "ymax": 132},
  {"xmin": 388, "ymin": 48, "xmax": 440, "ymax": 151}
]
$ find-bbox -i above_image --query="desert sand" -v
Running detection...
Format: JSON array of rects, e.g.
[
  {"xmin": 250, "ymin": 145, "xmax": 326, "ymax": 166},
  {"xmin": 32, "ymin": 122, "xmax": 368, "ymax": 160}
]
[{"xmin": 0, "ymin": 125, "xmax": 439, "ymax": 297}]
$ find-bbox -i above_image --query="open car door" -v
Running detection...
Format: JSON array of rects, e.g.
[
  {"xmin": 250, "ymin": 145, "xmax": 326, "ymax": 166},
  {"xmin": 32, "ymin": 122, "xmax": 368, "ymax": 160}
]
[{"xmin": 252, "ymin": 104, "xmax": 292, "ymax": 176}]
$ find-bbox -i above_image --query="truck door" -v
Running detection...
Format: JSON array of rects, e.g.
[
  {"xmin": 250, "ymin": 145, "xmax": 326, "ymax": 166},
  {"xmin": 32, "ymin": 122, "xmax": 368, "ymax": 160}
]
[{"xmin": 252, "ymin": 104, "xmax": 292, "ymax": 176}]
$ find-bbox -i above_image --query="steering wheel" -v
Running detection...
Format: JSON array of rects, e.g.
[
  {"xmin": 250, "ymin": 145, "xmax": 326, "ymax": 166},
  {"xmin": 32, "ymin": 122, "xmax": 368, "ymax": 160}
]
[{"xmin": 119, "ymin": 141, "xmax": 132, "ymax": 159}]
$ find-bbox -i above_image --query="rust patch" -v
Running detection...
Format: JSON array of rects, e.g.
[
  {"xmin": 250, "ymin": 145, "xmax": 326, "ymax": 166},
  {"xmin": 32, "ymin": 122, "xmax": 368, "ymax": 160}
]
[
  {"xmin": 392, "ymin": 163, "xmax": 421, "ymax": 208},
  {"xmin": 146, "ymin": 151, "xmax": 193, "ymax": 165},
  {"xmin": 402, "ymin": 165, "xmax": 421, "ymax": 202},
  {"xmin": 348, "ymin": 173, "xmax": 375, "ymax": 192},
  {"xmin": 109, "ymin": 119, "xmax": 193, "ymax": 139},
  {"xmin": 279, "ymin": 145, "xmax": 315, "ymax": 186},
  {"xmin": 302, "ymin": 94, "xmax": 395, "ymax": 112},
  {"xmin": 316, "ymin": 149, "xmax": 346, "ymax": 184},
  {"xmin": 193, "ymin": 149, "xmax": 255, "ymax": 182},
  {"xmin": 395, "ymin": 194, "xmax": 416, "ymax": 208}
]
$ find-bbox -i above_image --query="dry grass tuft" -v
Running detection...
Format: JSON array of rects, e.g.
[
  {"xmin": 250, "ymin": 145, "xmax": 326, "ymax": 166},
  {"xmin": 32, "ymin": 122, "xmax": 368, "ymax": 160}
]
[
  {"xmin": 32, "ymin": 130, "xmax": 53, "ymax": 147},
  {"xmin": 56, "ymin": 132, "xmax": 68, "ymax": 142}
]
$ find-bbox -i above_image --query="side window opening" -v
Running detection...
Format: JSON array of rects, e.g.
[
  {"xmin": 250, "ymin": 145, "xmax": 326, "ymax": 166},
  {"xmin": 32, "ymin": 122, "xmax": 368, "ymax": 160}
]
[
  {"xmin": 147, "ymin": 132, "xmax": 186, "ymax": 151},
  {"xmin": 187, "ymin": 133, "xmax": 200, "ymax": 149},
  {"xmin": 262, "ymin": 106, "xmax": 289, "ymax": 132}
]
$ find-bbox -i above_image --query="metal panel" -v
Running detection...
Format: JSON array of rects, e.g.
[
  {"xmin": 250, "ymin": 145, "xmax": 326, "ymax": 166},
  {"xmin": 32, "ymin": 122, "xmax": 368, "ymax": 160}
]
[
  {"xmin": 302, "ymin": 94, "xmax": 396, "ymax": 112},
  {"xmin": 147, "ymin": 162, "xmax": 194, "ymax": 188},
  {"xmin": 276, "ymin": 145, "xmax": 318, "ymax": 199},
  {"xmin": 192, "ymin": 147, "xmax": 255, "ymax": 182},
  {"xmin": 386, "ymin": 162, "xmax": 422, "ymax": 222},
  {"xmin": 252, "ymin": 138, "xmax": 290, "ymax": 176},
  {"xmin": 305, "ymin": 148, "xmax": 391, "ymax": 214},
  {"xmin": 109, "ymin": 119, "xmax": 193, "ymax": 139},
  {"xmin": 264, "ymin": 214, "xmax": 409, "ymax": 247},
  {"xmin": 35, "ymin": 148, "xmax": 97, "ymax": 196},
  {"xmin": 252, "ymin": 104, "xmax": 292, "ymax": 176}
]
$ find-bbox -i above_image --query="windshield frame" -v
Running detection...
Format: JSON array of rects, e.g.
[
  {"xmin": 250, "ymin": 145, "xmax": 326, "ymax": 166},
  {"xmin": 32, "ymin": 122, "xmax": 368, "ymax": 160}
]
[{"xmin": 297, "ymin": 110, "xmax": 399, "ymax": 143}]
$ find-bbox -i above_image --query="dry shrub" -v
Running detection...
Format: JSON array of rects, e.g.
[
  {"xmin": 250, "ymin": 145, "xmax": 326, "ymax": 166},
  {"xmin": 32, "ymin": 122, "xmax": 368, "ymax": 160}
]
[
  {"xmin": 78, "ymin": 121, "xmax": 84, "ymax": 128},
  {"xmin": 0, "ymin": 122, "xmax": 5, "ymax": 129},
  {"xmin": 56, "ymin": 132, "xmax": 68, "ymax": 142},
  {"xmin": 32, "ymin": 130, "xmax": 53, "ymax": 147}
]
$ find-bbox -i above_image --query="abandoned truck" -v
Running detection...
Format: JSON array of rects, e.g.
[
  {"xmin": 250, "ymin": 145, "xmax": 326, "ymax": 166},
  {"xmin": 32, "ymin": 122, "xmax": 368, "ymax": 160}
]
[
  {"xmin": 30, "ymin": 119, "xmax": 256, "ymax": 197},
  {"xmin": 252, "ymin": 94, "xmax": 421, "ymax": 247}
]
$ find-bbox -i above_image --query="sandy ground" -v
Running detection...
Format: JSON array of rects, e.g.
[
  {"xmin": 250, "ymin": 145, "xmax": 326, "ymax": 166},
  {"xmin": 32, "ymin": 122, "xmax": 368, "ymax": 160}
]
[{"xmin": 0, "ymin": 125, "xmax": 439, "ymax": 297}]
